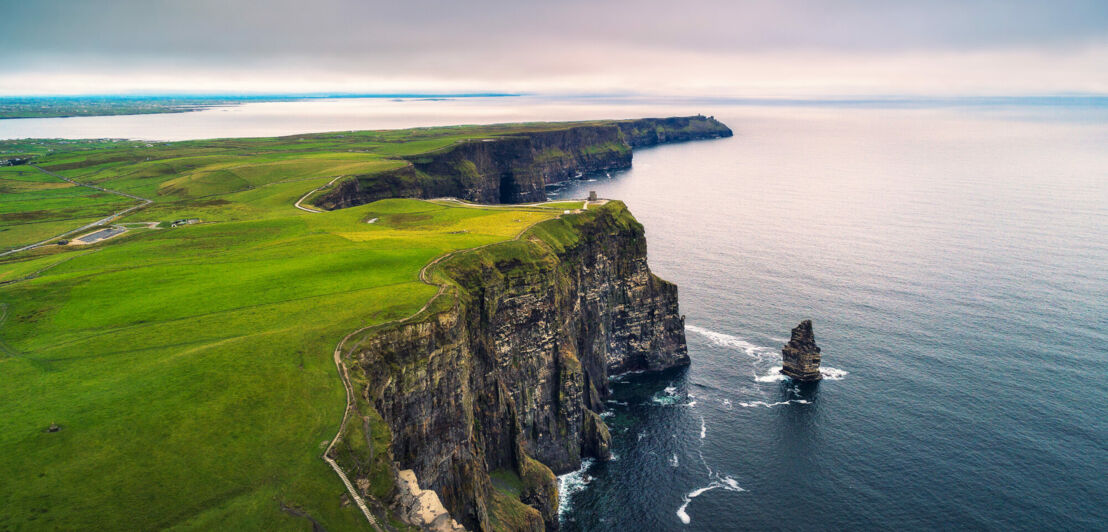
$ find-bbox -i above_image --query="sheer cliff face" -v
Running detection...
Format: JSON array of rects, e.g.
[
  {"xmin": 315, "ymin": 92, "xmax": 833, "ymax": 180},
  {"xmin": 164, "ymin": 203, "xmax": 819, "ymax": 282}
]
[
  {"xmin": 407, "ymin": 125, "xmax": 633, "ymax": 204},
  {"xmin": 315, "ymin": 116, "xmax": 731, "ymax": 209},
  {"xmin": 345, "ymin": 202, "xmax": 688, "ymax": 531},
  {"xmin": 616, "ymin": 116, "xmax": 734, "ymax": 147}
]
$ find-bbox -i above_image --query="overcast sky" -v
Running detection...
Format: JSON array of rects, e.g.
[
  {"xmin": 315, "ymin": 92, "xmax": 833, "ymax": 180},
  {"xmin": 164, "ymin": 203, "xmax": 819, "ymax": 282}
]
[{"xmin": 2, "ymin": 0, "xmax": 1107, "ymax": 97}]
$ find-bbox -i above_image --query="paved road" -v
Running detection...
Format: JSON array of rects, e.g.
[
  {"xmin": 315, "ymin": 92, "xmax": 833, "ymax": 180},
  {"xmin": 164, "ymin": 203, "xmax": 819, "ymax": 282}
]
[{"xmin": 0, "ymin": 166, "xmax": 152, "ymax": 258}]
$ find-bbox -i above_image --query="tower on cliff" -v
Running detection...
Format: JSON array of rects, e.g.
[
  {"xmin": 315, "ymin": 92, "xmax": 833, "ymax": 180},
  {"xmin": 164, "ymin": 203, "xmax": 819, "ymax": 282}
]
[{"xmin": 780, "ymin": 320, "xmax": 822, "ymax": 381}]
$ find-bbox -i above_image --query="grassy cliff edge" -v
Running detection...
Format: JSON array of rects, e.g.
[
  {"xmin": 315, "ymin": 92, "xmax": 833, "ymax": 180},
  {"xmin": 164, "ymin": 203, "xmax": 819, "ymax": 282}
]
[{"xmin": 0, "ymin": 117, "xmax": 716, "ymax": 531}]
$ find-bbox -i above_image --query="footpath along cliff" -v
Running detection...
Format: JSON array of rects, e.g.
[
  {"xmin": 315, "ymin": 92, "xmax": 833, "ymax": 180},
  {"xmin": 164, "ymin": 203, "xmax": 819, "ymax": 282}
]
[
  {"xmin": 329, "ymin": 202, "xmax": 689, "ymax": 531},
  {"xmin": 321, "ymin": 116, "xmax": 729, "ymax": 531}
]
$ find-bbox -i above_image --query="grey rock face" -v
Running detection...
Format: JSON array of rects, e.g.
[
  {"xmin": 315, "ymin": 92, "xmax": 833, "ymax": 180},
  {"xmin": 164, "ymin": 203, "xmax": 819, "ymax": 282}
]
[
  {"xmin": 316, "ymin": 116, "xmax": 732, "ymax": 208},
  {"xmin": 780, "ymin": 320, "xmax": 822, "ymax": 381},
  {"xmin": 347, "ymin": 203, "xmax": 687, "ymax": 531}
]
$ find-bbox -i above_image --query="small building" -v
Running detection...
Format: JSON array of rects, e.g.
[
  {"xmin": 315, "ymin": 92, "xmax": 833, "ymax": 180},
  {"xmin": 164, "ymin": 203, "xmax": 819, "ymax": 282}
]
[{"xmin": 588, "ymin": 190, "xmax": 598, "ymax": 201}]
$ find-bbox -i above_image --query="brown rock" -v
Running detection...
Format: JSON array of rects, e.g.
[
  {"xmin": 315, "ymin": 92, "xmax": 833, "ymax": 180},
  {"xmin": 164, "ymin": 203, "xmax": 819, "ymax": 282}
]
[{"xmin": 780, "ymin": 320, "xmax": 822, "ymax": 382}]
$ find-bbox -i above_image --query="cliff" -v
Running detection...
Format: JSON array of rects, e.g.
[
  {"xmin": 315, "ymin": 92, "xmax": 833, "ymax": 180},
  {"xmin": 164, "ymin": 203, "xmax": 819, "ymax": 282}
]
[
  {"xmin": 330, "ymin": 201, "xmax": 688, "ymax": 531},
  {"xmin": 313, "ymin": 116, "xmax": 731, "ymax": 209},
  {"xmin": 615, "ymin": 116, "xmax": 734, "ymax": 147}
]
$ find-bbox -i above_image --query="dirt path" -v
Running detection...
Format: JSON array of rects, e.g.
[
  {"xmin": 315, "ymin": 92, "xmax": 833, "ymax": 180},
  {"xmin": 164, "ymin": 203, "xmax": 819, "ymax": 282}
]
[
  {"xmin": 0, "ymin": 167, "xmax": 153, "ymax": 258},
  {"xmin": 315, "ymin": 197, "xmax": 578, "ymax": 530},
  {"xmin": 294, "ymin": 175, "xmax": 347, "ymax": 213}
]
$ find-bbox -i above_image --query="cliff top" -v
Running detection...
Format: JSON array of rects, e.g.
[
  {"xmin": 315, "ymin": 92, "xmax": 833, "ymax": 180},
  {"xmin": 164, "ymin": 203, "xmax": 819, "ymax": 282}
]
[
  {"xmin": 0, "ymin": 156, "xmax": 584, "ymax": 530},
  {"xmin": 0, "ymin": 115, "xmax": 726, "ymax": 530}
]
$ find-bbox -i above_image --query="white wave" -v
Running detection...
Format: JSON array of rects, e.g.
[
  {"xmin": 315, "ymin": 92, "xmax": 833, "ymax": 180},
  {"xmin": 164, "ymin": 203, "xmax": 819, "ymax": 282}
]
[
  {"xmin": 719, "ymin": 475, "xmax": 743, "ymax": 491},
  {"xmin": 699, "ymin": 416, "xmax": 706, "ymax": 439},
  {"xmin": 637, "ymin": 431, "xmax": 646, "ymax": 441},
  {"xmin": 600, "ymin": 411, "xmax": 614, "ymax": 419},
  {"xmin": 677, "ymin": 501, "xmax": 692, "ymax": 524},
  {"xmin": 685, "ymin": 325, "xmax": 773, "ymax": 358},
  {"xmin": 721, "ymin": 399, "xmax": 733, "ymax": 410},
  {"xmin": 652, "ymin": 383, "xmax": 686, "ymax": 405},
  {"xmin": 670, "ymin": 453, "xmax": 679, "ymax": 467},
  {"xmin": 609, "ymin": 369, "xmax": 644, "ymax": 382},
  {"xmin": 676, "ymin": 476, "xmax": 745, "ymax": 524},
  {"xmin": 556, "ymin": 458, "xmax": 594, "ymax": 517},
  {"xmin": 737, "ymin": 399, "xmax": 810, "ymax": 408},
  {"xmin": 755, "ymin": 366, "xmax": 786, "ymax": 382},
  {"xmin": 821, "ymin": 367, "xmax": 849, "ymax": 380}
]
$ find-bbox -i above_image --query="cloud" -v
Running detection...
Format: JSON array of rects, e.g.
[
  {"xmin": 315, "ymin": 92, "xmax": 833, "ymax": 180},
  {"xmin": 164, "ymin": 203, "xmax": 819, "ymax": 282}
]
[{"xmin": 2, "ymin": 0, "xmax": 1107, "ymax": 96}]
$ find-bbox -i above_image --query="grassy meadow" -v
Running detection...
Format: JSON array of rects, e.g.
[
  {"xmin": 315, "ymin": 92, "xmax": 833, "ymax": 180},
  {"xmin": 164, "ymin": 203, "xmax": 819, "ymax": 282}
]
[
  {"xmin": 0, "ymin": 125, "xmax": 591, "ymax": 530},
  {"xmin": 0, "ymin": 166, "xmax": 140, "ymax": 251}
]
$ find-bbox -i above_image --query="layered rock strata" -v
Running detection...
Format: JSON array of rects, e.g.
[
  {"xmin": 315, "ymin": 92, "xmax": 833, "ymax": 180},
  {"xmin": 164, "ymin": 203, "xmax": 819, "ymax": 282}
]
[
  {"xmin": 780, "ymin": 320, "xmax": 823, "ymax": 381},
  {"xmin": 334, "ymin": 201, "xmax": 688, "ymax": 531},
  {"xmin": 314, "ymin": 116, "xmax": 731, "ymax": 209}
]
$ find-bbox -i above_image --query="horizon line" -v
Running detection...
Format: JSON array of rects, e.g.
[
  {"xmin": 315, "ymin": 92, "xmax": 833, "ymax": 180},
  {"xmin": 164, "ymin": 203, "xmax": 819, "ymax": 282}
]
[{"xmin": 3, "ymin": 92, "xmax": 1108, "ymax": 102}]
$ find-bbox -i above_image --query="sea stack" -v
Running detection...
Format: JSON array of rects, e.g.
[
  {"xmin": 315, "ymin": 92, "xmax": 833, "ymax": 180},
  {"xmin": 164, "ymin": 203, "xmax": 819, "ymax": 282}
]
[{"xmin": 780, "ymin": 320, "xmax": 822, "ymax": 381}]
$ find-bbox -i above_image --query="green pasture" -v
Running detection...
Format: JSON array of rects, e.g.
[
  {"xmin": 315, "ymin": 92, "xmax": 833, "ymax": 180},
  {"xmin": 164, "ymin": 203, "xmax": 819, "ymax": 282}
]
[
  {"xmin": 0, "ymin": 167, "xmax": 139, "ymax": 251},
  {"xmin": 0, "ymin": 198, "xmax": 565, "ymax": 530},
  {"xmin": 0, "ymin": 122, "xmax": 603, "ymax": 530}
]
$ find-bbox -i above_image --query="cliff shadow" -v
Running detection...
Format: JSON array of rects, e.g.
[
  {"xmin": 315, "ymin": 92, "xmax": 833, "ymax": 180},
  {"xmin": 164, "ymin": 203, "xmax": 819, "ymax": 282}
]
[{"xmin": 499, "ymin": 171, "xmax": 520, "ymax": 203}]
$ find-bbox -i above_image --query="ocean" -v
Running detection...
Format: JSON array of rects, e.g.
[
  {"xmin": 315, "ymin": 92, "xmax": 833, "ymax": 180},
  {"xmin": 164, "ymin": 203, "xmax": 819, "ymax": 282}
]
[
  {"xmin": 548, "ymin": 105, "xmax": 1108, "ymax": 530},
  {"xmin": 4, "ymin": 97, "xmax": 1106, "ymax": 530}
]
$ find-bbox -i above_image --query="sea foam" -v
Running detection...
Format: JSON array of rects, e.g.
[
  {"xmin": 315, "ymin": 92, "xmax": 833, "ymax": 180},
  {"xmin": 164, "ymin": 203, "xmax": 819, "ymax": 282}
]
[
  {"xmin": 686, "ymin": 324, "xmax": 774, "ymax": 358},
  {"xmin": 556, "ymin": 458, "xmax": 594, "ymax": 517},
  {"xmin": 738, "ymin": 399, "xmax": 811, "ymax": 408},
  {"xmin": 676, "ymin": 475, "xmax": 745, "ymax": 524},
  {"xmin": 755, "ymin": 366, "xmax": 786, "ymax": 382}
]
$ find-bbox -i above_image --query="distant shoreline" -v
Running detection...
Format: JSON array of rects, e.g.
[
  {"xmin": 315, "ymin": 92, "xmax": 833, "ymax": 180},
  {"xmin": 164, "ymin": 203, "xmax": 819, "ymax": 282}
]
[{"xmin": 0, "ymin": 93, "xmax": 521, "ymax": 120}]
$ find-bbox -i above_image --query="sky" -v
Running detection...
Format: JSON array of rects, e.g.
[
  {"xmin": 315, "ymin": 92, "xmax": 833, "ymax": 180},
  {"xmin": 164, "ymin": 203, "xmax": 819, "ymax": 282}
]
[{"xmin": 2, "ymin": 0, "xmax": 1107, "ymax": 97}]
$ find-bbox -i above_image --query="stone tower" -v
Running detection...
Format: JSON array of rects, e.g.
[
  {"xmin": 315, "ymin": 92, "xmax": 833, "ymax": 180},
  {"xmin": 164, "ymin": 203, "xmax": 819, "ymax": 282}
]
[{"xmin": 780, "ymin": 320, "xmax": 822, "ymax": 381}]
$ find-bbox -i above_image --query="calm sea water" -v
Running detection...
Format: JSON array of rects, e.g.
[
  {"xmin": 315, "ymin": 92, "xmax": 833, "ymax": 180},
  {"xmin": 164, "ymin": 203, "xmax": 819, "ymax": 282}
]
[
  {"xmin": 4, "ymin": 99, "xmax": 1106, "ymax": 530},
  {"xmin": 549, "ymin": 106, "xmax": 1108, "ymax": 531}
]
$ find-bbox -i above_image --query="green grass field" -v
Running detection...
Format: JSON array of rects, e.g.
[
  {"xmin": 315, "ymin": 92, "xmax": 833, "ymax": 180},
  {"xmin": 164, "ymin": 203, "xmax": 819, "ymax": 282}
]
[
  {"xmin": 0, "ymin": 124, "xmax": 596, "ymax": 530},
  {"xmin": 0, "ymin": 166, "xmax": 140, "ymax": 252}
]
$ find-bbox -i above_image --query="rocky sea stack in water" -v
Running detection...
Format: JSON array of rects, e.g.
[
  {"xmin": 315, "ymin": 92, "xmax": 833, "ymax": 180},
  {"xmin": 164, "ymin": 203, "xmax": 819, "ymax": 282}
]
[{"xmin": 780, "ymin": 320, "xmax": 822, "ymax": 381}]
